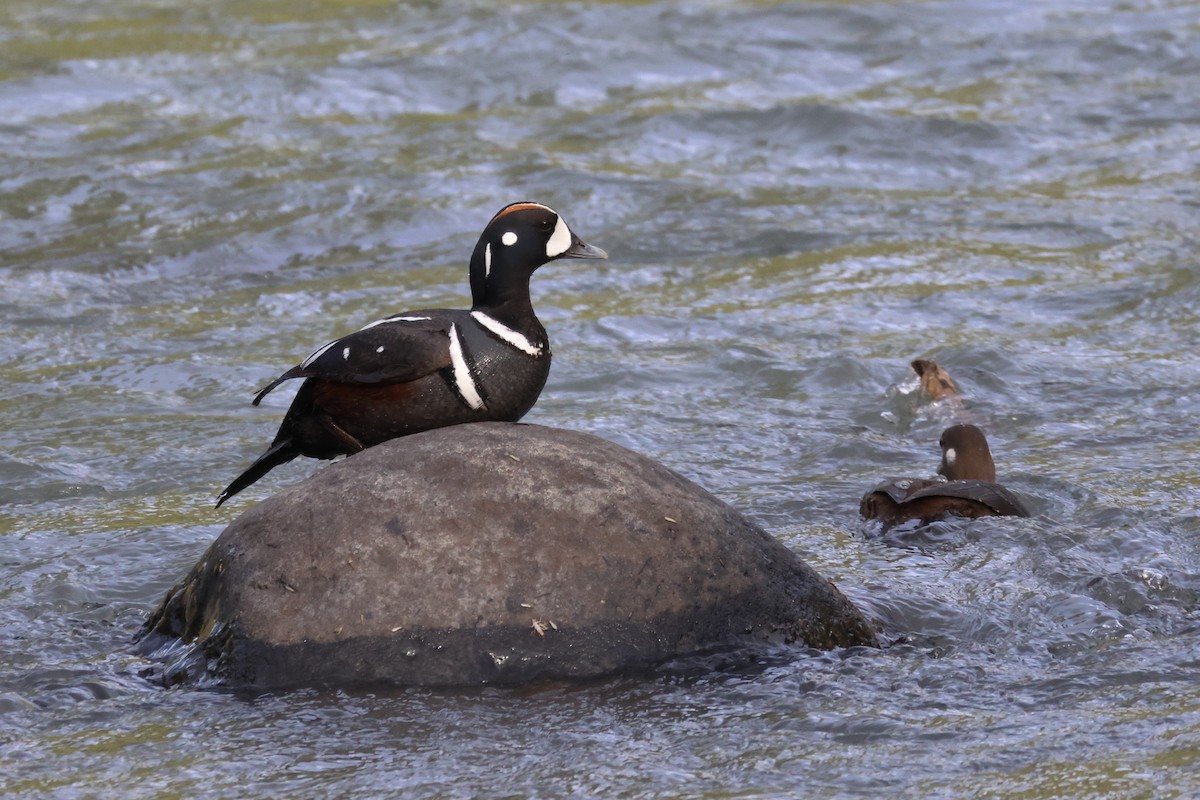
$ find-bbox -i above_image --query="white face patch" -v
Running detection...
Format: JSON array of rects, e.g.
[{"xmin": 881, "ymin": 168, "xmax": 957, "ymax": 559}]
[
  {"xmin": 471, "ymin": 311, "xmax": 544, "ymax": 357},
  {"xmin": 484, "ymin": 242, "xmax": 492, "ymax": 277},
  {"xmin": 447, "ymin": 323, "xmax": 485, "ymax": 410},
  {"xmin": 545, "ymin": 215, "xmax": 571, "ymax": 258},
  {"xmin": 944, "ymin": 447, "xmax": 957, "ymax": 465},
  {"xmin": 501, "ymin": 231, "xmax": 518, "ymax": 247}
]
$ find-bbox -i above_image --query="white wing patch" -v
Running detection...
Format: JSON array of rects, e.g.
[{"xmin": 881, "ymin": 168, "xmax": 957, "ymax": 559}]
[
  {"xmin": 471, "ymin": 311, "xmax": 543, "ymax": 356},
  {"xmin": 301, "ymin": 340, "xmax": 338, "ymax": 369},
  {"xmin": 447, "ymin": 323, "xmax": 485, "ymax": 410},
  {"xmin": 301, "ymin": 316, "xmax": 431, "ymax": 368},
  {"xmin": 360, "ymin": 315, "xmax": 431, "ymax": 331},
  {"xmin": 546, "ymin": 215, "xmax": 571, "ymax": 258}
]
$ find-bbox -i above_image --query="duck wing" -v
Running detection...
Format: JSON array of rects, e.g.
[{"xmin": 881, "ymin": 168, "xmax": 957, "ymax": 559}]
[
  {"xmin": 252, "ymin": 313, "xmax": 455, "ymax": 405},
  {"xmin": 862, "ymin": 477, "xmax": 943, "ymax": 505},
  {"xmin": 908, "ymin": 479, "xmax": 1029, "ymax": 517}
]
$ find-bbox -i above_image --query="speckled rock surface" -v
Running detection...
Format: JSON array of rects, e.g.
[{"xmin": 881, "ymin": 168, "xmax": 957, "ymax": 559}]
[{"xmin": 138, "ymin": 422, "xmax": 877, "ymax": 688}]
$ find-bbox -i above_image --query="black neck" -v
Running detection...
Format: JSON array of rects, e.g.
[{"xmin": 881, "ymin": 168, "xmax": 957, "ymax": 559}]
[
  {"xmin": 468, "ymin": 241, "xmax": 546, "ymax": 342},
  {"xmin": 481, "ymin": 295, "xmax": 548, "ymax": 345}
]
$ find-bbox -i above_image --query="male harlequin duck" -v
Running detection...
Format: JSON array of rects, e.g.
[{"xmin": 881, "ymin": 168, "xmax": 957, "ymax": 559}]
[
  {"xmin": 859, "ymin": 424, "xmax": 1029, "ymax": 530},
  {"xmin": 216, "ymin": 202, "xmax": 607, "ymax": 507}
]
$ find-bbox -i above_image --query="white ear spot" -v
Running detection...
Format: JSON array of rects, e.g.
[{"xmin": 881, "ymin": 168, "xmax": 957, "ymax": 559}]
[
  {"xmin": 546, "ymin": 215, "xmax": 571, "ymax": 258},
  {"xmin": 484, "ymin": 242, "xmax": 492, "ymax": 277},
  {"xmin": 501, "ymin": 231, "xmax": 518, "ymax": 246},
  {"xmin": 945, "ymin": 447, "xmax": 957, "ymax": 464},
  {"xmin": 342, "ymin": 347, "xmax": 351, "ymax": 360},
  {"xmin": 376, "ymin": 346, "xmax": 385, "ymax": 353}
]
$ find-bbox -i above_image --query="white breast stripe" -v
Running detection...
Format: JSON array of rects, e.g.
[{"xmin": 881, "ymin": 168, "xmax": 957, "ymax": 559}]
[
  {"xmin": 301, "ymin": 340, "xmax": 338, "ymax": 368},
  {"xmin": 471, "ymin": 311, "xmax": 543, "ymax": 356},
  {"xmin": 447, "ymin": 323, "xmax": 485, "ymax": 410},
  {"xmin": 546, "ymin": 215, "xmax": 571, "ymax": 258},
  {"xmin": 360, "ymin": 315, "xmax": 431, "ymax": 331}
]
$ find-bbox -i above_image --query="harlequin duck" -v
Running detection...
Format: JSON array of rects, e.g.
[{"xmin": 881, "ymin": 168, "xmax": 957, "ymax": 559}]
[
  {"xmin": 860, "ymin": 424, "xmax": 1029, "ymax": 530},
  {"xmin": 216, "ymin": 202, "xmax": 607, "ymax": 507},
  {"xmin": 910, "ymin": 358, "xmax": 959, "ymax": 402}
]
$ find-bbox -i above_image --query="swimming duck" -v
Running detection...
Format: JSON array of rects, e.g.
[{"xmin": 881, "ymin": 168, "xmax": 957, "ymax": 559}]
[
  {"xmin": 860, "ymin": 424, "xmax": 1029, "ymax": 530},
  {"xmin": 910, "ymin": 358, "xmax": 959, "ymax": 402}
]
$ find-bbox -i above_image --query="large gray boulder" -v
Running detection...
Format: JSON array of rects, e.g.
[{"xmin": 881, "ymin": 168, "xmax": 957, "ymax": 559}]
[{"xmin": 138, "ymin": 423, "xmax": 877, "ymax": 688}]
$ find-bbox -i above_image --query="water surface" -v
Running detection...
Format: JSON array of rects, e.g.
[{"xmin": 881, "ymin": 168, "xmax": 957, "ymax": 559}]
[{"xmin": 2, "ymin": 0, "xmax": 1199, "ymax": 797}]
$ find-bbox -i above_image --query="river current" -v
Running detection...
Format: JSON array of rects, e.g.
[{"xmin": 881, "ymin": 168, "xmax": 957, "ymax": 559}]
[{"xmin": 2, "ymin": 1, "xmax": 1198, "ymax": 797}]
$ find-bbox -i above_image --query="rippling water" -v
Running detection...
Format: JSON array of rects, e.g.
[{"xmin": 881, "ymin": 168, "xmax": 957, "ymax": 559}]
[{"xmin": 3, "ymin": 0, "xmax": 1199, "ymax": 797}]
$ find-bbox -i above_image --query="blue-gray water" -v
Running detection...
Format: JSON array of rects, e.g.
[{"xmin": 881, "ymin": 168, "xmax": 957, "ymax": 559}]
[{"xmin": 2, "ymin": 0, "xmax": 1199, "ymax": 797}]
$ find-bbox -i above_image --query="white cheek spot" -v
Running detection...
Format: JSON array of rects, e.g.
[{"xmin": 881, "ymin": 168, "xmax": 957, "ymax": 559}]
[
  {"xmin": 945, "ymin": 447, "xmax": 957, "ymax": 465},
  {"xmin": 501, "ymin": 231, "xmax": 518, "ymax": 247},
  {"xmin": 376, "ymin": 346, "xmax": 385, "ymax": 353},
  {"xmin": 342, "ymin": 347, "xmax": 351, "ymax": 360},
  {"xmin": 546, "ymin": 215, "xmax": 571, "ymax": 258},
  {"xmin": 484, "ymin": 242, "xmax": 492, "ymax": 277}
]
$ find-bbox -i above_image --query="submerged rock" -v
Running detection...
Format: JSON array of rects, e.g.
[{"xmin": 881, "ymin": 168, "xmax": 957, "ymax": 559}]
[{"xmin": 138, "ymin": 422, "xmax": 877, "ymax": 688}]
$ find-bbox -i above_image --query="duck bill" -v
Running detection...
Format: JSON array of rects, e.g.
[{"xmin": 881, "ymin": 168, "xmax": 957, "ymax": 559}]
[{"xmin": 562, "ymin": 236, "xmax": 607, "ymax": 260}]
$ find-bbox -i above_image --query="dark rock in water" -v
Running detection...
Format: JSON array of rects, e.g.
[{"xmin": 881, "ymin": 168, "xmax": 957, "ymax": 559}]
[{"xmin": 138, "ymin": 423, "xmax": 877, "ymax": 689}]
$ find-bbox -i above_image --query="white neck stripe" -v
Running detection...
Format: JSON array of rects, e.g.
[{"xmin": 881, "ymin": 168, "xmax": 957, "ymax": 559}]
[
  {"xmin": 471, "ymin": 311, "xmax": 543, "ymax": 356},
  {"xmin": 447, "ymin": 323, "xmax": 486, "ymax": 410},
  {"xmin": 484, "ymin": 242, "xmax": 492, "ymax": 277}
]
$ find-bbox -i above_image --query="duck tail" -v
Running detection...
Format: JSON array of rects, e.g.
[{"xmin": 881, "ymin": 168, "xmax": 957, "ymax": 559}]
[{"xmin": 215, "ymin": 440, "xmax": 299, "ymax": 508}]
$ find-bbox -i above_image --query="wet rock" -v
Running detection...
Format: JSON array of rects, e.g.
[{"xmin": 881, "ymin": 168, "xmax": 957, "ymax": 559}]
[{"xmin": 138, "ymin": 422, "xmax": 877, "ymax": 688}]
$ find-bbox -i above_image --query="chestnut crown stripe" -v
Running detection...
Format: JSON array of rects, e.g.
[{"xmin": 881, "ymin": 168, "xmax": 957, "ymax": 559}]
[{"xmin": 489, "ymin": 201, "xmax": 552, "ymax": 223}]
